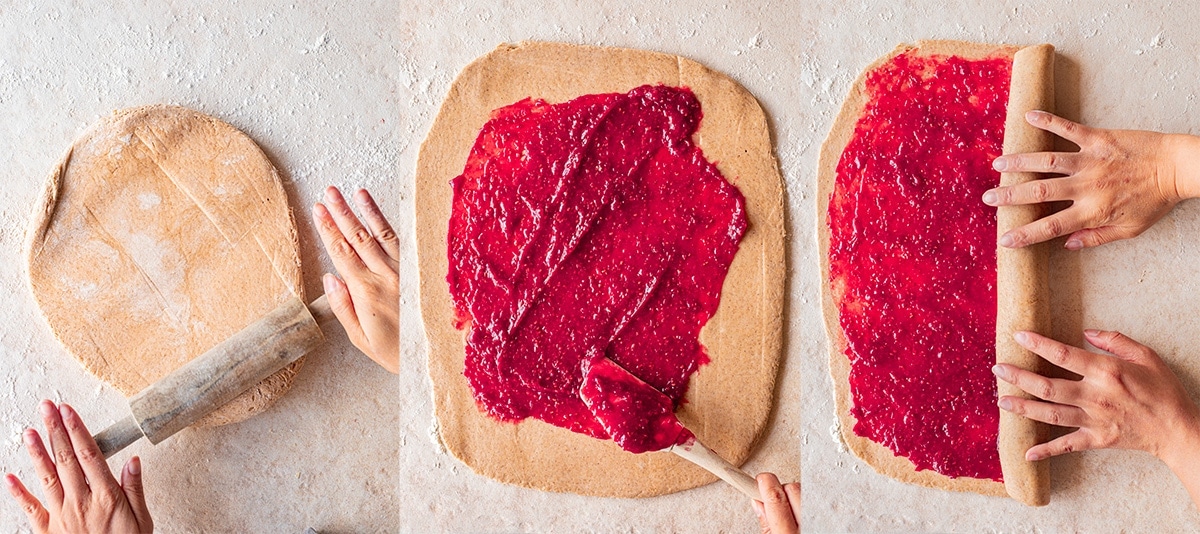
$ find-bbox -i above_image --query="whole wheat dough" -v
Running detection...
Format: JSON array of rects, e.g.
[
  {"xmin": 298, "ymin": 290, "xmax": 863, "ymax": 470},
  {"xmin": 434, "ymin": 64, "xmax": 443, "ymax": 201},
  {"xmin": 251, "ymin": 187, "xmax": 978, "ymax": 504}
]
[
  {"xmin": 817, "ymin": 40, "xmax": 1054, "ymax": 505},
  {"xmin": 415, "ymin": 41, "xmax": 786, "ymax": 497},
  {"xmin": 27, "ymin": 105, "xmax": 305, "ymax": 427}
]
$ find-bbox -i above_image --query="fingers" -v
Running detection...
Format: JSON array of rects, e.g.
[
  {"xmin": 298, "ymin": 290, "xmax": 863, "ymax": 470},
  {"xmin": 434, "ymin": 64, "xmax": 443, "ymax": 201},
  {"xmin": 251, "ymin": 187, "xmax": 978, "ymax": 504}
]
[
  {"xmin": 783, "ymin": 482, "xmax": 800, "ymax": 530},
  {"xmin": 5, "ymin": 473, "xmax": 50, "ymax": 533},
  {"xmin": 982, "ymin": 177, "xmax": 1077, "ymax": 207},
  {"xmin": 753, "ymin": 499, "xmax": 769, "ymax": 534},
  {"xmin": 991, "ymin": 152, "xmax": 1080, "ymax": 175},
  {"xmin": 323, "ymin": 273, "xmax": 365, "ymax": 349},
  {"xmin": 313, "ymin": 201, "xmax": 369, "ymax": 282},
  {"xmin": 998, "ymin": 207, "xmax": 1088, "ymax": 248},
  {"xmin": 353, "ymin": 189, "xmax": 399, "ymax": 265},
  {"xmin": 122, "ymin": 457, "xmax": 153, "ymax": 531},
  {"xmin": 39, "ymin": 400, "xmax": 86, "ymax": 498},
  {"xmin": 1084, "ymin": 329, "xmax": 1156, "ymax": 363},
  {"xmin": 318, "ymin": 186, "xmax": 394, "ymax": 274},
  {"xmin": 1012, "ymin": 331, "xmax": 1096, "ymax": 376},
  {"xmin": 998, "ymin": 395, "xmax": 1089, "ymax": 428},
  {"xmin": 756, "ymin": 473, "xmax": 799, "ymax": 534},
  {"xmin": 992, "ymin": 363, "xmax": 1082, "ymax": 405},
  {"xmin": 59, "ymin": 404, "xmax": 119, "ymax": 496},
  {"xmin": 1026, "ymin": 110, "xmax": 1099, "ymax": 146},
  {"xmin": 22, "ymin": 429, "xmax": 62, "ymax": 510},
  {"xmin": 1025, "ymin": 429, "xmax": 1098, "ymax": 461},
  {"xmin": 1065, "ymin": 226, "xmax": 1135, "ymax": 250}
]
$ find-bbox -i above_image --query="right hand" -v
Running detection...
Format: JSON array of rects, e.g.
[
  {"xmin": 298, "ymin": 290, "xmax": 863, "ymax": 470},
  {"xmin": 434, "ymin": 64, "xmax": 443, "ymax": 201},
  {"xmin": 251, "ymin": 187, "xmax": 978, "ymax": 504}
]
[
  {"xmin": 994, "ymin": 330, "xmax": 1200, "ymax": 508},
  {"xmin": 983, "ymin": 110, "xmax": 1200, "ymax": 250},
  {"xmin": 753, "ymin": 473, "xmax": 800, "ymax": 534},
  {"xmin": 313, "ymin": 186, "xmax": 400, "ymax": 374}
]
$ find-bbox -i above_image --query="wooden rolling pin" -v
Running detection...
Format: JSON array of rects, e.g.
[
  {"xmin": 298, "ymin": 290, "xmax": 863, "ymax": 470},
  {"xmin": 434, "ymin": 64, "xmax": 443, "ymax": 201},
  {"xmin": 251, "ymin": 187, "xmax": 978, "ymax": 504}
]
[{"xmin": 93, "ymin": 295, "xmax": 336, "ymax": 458}]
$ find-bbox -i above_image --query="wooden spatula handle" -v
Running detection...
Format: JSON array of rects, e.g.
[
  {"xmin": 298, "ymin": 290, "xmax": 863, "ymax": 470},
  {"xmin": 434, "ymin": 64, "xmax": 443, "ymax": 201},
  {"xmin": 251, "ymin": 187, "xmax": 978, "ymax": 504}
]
[{"xmin": 671, "ymin": 437, "xmax": 761, "ymax": 500}]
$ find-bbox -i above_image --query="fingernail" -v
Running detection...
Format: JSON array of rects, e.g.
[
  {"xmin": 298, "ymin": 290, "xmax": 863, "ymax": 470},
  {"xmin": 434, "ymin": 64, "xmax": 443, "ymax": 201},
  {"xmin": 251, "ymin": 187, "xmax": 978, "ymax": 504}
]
[
  {"xmin": 322, "ymin": 273, "xmax": 336, "ymax": 294},
  {"xmin": 38, "ymin": 400, "xmax": 54, "ymax": 417},
  {"xmin": 1027, "ymin": 451, "xmax": 1043, "ymax": 462},
  {"xmin": 23, "ymin": 429, "xmax": 36, "ymax": 444},
  {"xmin": 326, "ymin": 187, "xmax": 339, "ymax": 202},
  {"xmin": 4, "ymin": 474, "xmax": 16, "ymax": 488},
  {"xmin": 58, "ymin": 404, "xmax": 73, "ymax": 420},
  {"xmin": 992, "ymin": 158, "xmax": 1008, "ymax": 172},
  {"xmin": 991, "ymin": 364, "xmax": 1011, "ymax": 381},
  {"xmin": 1014, "ymin": 331, "xmax": 1029, "ymax": 345},
  {"xmin": 1026, "ymin": 110, "xmax": 1047, "ymax": 123},
  {"xmin": 1084, "ymin": 329, "xmax": 1100, "ymax": 337},
  {"xmin": 982, "ymin": 190, "xmax": 998, "ymax": 205},
  {"xmin": 998, "ymin": 234, "xmax": 1015, "ymax": 248},
  {"xmin": 1065, "ymin": 239, "xmax": 1083, "ymax": 250},
  {"xmin": 998, "ymin": 397, "xmax": 1013, "ymax": 411},
  {"xmin": 128, "ymin": 456, "xmax": 141, "ymax": 476}
]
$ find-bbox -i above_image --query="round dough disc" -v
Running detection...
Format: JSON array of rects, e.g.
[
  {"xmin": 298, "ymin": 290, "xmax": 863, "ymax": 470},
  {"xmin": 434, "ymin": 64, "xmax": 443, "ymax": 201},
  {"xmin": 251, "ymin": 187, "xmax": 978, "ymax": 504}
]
[
  {"xmin": 27, "ymin": 105, "xmax": 305, "ymax": 427},
  {"xmin": 415, "ymin": 41, "xmax": 786, "ymax": 497}
]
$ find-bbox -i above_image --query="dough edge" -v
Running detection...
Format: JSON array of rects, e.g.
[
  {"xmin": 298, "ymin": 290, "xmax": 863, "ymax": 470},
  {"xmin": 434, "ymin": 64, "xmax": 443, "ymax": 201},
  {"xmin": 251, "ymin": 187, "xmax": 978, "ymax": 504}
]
[
  {"xmin": 25, "ymin": 105, "xmax": 305, "ymax": 428},
  {"xmin": 414, "ymin": 41, "xmax": 787, "ymax": 497},
  {"xmin": 817, "ymin": 40, "xmax": 1053, "ymax": 500}
]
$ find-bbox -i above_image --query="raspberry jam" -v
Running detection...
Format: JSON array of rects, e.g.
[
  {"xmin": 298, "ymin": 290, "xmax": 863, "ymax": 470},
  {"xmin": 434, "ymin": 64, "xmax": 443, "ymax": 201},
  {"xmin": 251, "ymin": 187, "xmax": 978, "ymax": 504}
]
[
  {"xmin": 828, "ymin": 50, "xmax": 1011, "ymax": 480},
  {"xmin": 448, "ymin": 85, "xmax": 746, "ymax": 453}
]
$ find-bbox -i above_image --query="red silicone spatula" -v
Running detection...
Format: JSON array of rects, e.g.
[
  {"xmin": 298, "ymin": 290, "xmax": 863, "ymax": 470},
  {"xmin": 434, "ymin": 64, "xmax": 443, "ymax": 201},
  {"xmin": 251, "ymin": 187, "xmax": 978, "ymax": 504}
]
[{"xmin": 579, "ymin": 357, "xmax": 761, "ymax": 499}]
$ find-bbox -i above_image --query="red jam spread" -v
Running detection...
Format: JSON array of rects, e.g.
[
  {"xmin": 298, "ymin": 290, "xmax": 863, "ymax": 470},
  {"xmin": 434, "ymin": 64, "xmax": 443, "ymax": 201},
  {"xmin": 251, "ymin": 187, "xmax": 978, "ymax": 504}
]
[
  {"xmin": 448, "ymin": 85, "xmax": 746, "ymax": 453},
  {"xmin": 827, "ymin": 50, "xmax": 1011, "ymax": 480}
]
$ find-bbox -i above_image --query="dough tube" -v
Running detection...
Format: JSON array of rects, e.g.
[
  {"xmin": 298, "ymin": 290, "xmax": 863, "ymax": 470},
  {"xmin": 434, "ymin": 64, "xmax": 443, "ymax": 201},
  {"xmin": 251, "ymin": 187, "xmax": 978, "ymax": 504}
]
[{"xmin": 996, "ymin": 43, "xmax": 1056, "ymax": 507}]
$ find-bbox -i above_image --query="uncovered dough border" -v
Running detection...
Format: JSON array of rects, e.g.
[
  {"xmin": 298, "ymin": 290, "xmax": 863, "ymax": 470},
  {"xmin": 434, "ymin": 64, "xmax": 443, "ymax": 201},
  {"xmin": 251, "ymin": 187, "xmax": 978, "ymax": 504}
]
[
  {"xmin": 817, "ymin": 40, "xmax": 1054, "ymax": 504},
  {"xmin": 415, "ymin": 41, "xmax": 786, "ymax": 497}
]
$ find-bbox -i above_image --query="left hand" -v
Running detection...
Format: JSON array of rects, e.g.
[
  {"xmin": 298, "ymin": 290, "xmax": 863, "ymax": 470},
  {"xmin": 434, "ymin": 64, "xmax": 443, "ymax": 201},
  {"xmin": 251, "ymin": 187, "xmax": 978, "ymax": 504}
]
[{"xmin": 5, "ymin": 400, "xmax": 153, "ymax": 533}]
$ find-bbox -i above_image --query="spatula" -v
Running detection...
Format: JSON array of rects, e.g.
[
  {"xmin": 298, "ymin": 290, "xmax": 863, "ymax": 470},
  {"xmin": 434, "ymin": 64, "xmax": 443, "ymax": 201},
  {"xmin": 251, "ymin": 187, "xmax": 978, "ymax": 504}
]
[{"xmin": 579, "ymin": 356, "xmax": 761, "ymax": 500}]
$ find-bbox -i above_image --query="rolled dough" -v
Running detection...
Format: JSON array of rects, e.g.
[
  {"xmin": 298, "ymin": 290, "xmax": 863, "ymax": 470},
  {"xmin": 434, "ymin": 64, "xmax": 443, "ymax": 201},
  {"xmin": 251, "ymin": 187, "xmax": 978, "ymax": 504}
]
[
  {"xmin": 817, "ymin": 40, "xmax": 1054, "ymax": 505},
  {"xmin": 415, "ymin": 41, "xmax": 786, "ymax": 497},
  {"xmin": 27, "ymin": 105, "xmax": 305, "ymax": 427}
]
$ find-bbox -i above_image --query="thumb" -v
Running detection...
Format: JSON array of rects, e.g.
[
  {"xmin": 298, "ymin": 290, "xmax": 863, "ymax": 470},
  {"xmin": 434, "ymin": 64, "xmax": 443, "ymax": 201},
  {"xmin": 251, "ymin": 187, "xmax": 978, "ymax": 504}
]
[
  {"xmin": 1084, "ymin": 329, "xmax": 1153, "ymax": 362},
  {"xmin": 1066, "ymin": 226, "xmax": 1133, "ymax": 250},
  {"xmin": 323, "ymin": 273, "xmax": 366, "ymax": 347},
  {"xmin": 121, "ymin": 457, "xmax": 153, "ymax": 532}
]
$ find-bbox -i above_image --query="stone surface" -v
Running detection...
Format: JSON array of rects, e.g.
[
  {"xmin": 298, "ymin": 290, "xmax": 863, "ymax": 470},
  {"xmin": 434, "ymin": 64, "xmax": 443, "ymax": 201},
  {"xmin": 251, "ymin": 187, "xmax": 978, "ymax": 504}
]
[
  {"xmin": 0, "ymin": 3, "xmax": 399, "ymax": 532},
  {"xmin": 6, "ymin": 0, "xmax": 1199, "ymax": 532}
]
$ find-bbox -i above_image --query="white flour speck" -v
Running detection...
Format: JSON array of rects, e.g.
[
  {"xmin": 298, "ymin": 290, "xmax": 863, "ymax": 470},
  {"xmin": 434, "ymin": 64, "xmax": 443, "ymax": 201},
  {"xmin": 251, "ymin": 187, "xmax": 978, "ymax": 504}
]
[{"xmin": 138, "ymin": 192, "xmax": 161, "ymax": 210}]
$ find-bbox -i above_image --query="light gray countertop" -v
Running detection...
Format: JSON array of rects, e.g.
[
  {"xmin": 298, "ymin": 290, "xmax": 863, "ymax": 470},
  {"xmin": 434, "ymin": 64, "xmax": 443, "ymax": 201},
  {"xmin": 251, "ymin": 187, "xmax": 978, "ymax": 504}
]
[{"xmin": 4, "ymin": 0, "xmax": 1199, "ymax": 532}]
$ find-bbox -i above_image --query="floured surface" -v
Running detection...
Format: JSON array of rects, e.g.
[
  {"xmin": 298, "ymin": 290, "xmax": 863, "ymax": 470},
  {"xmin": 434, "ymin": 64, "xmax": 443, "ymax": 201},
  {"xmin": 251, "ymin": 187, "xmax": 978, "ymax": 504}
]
[
  {"xmin": 27, "ymin": 105, "xmax": 303, "ymax": 427},
  {"xmin": 415, "ymin": 41, "xmax": 785, "ymax": 497},
  {"xmin": 0, "ymin": 4, "xmax": 398, "ymax": 531},
  {"xmin": 800, "ymin": 2, "xmax": 1200, "ymax": 531}
]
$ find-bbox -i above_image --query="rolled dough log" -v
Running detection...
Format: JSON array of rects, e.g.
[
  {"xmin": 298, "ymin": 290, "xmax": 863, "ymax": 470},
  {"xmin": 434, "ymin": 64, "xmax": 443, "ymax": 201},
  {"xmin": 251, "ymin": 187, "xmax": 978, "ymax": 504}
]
[
  {"xmin": 415, "ymin": 41, "xmax": 786, "ymax": 497},
  {"xmin": 26, "ymin": 105, "xmax": 305, "ymax": 427},
  {"xmin": 818, "ymin": 40, "xmax": 1054, "ymax": 505}
]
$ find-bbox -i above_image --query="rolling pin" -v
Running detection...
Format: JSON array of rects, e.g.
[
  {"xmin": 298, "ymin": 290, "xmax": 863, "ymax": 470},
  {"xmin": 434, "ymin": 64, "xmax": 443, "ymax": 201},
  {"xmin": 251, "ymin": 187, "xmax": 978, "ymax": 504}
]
[{"xmin": 92, "ymin": 295, "xmax": 336, "ymax": 458}]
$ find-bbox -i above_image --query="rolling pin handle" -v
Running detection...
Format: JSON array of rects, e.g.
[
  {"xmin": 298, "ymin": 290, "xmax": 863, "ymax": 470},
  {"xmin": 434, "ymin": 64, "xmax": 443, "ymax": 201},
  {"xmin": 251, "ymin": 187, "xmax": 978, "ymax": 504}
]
[
  {"xmin": 94, "ymin": 415, "xmax": 145, "ymax": 459},
  {"xmin": 308, "ymin": 294, "xmax": 336, "ymax": 326}
]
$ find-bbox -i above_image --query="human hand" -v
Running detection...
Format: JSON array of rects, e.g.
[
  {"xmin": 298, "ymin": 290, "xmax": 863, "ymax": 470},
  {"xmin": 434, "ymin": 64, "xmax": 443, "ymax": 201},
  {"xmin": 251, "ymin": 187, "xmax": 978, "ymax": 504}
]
[
  {"xmin": 752, "ymin": 473, "xmax": 800, "ymax": 534},
  {"xmin": 994, "ymin": 330, "xmax": 1200, "ymax": 506},
  {"xmin": 5, "ymin": 401, "xmax": 152, "ymax": 533},
  {"xmin": 313, "ymin": 187, "xmax": 400, "ymax": 373},
  {"xmin": 983, "ymin": 110, "xmax": 1200, "ymax": 249}
]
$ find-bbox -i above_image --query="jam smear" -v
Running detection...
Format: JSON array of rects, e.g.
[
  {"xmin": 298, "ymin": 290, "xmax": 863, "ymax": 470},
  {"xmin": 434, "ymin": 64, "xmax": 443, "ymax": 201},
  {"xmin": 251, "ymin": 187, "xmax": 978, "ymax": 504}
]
[
  {"xmin": 828, "ymin": 50, "xmax": 1011, "ymax": 481},
  {"xmin": 448, "ymin": 85, "xmax": 746, "ymax": 453}
]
